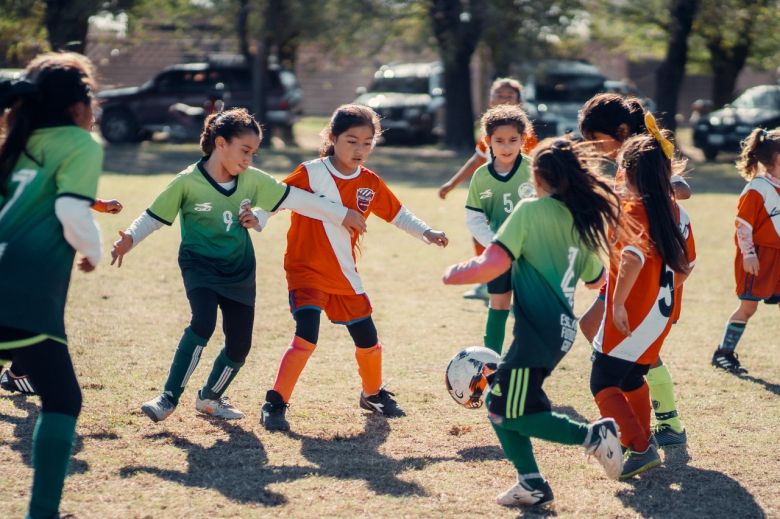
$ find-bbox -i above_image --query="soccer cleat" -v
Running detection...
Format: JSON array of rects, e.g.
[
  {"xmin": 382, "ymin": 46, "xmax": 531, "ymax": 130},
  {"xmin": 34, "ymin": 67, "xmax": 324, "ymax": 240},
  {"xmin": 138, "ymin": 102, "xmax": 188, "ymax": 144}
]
[
  {"xmin": 359, "ymin": 388, "xmax": 406, "ymax": 417},
  {"xmin": 584, "ymin": 418, "xmax": 623, "ymax": 480},
  {"xmin": 0, "ymin": 368, "xmax": 37, "ymax": 395},
  {"xmin": 653, "ymin": 423, "xmax": 687, "ymax": 448},
  {"xmin": 462, "ymin": 283, "xmax": 489, "ymax": 301},
  {"xmin": 496, "ymin": 479, "xmax": 554, "ymax": 507},
  {"xmin": 195, "ymin": 391, "xmax": 245, "ymax": 420},
  {"xmin": 712, "ymin": 349, "xmax": 748, "ymax": 374},
  {"xmin": 620, "ymin": 443, "xmax": 661, "ymax": 480},
  {"xmin": 260, "ymin": 390, "xmax": 290, "ymax": 431},
  {"xmin": 141, "ymin": 393, "xmax": 177, "ymax": 423}
]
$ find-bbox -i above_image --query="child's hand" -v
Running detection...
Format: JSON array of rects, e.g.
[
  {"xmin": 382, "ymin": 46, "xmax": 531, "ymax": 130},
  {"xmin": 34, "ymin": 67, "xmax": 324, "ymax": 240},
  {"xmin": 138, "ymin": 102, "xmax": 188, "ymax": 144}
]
[
  {"xmin": 77, "ymin": 257, "xmax": 96, "ymax": 272},
  {"xmin": 438, "ymin": 182, "xmax": 455, "ymax": 199},
  {"xmin": 239, "ymin": 208, "xmax": 259, "ymax": 229},
  {"xmin": 612, "ymin": 303, "xmax": 631, "ymax": 337},
  {"xmin": 425, "ymin": 229, "xmax": 448, "ymax": 247},
  {"xmin": 103, "ymin": 199, "xmax": 123, "ymax": 214},
  {"xmin": 342, "ymin": 209, "xmax": 367, "ymax": 235},
  {"xmin": 111, "ymin": 230, "xmax": 133, "ymax": 267},
  {"xmin": 743, "ymin": 254, "xmax": 760, "ymax": 276}
]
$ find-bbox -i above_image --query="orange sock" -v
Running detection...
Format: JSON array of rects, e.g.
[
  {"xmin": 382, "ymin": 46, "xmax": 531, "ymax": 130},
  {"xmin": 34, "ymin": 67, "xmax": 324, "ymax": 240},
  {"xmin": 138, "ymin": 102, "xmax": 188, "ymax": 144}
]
[
  {"xmin": 355, "ymin": 343, "xmax": 382, "ymax": 395},
  {"xmin": 624, "ymin": 382, "xmax": 651, "ymax": 442},
  {"xmin": 272, "ymin": 335, "xmax": 316, "ymax": 403},
  {"xmin": 594, "ymin": 386, "xmax": 649, "ymax": 452}
]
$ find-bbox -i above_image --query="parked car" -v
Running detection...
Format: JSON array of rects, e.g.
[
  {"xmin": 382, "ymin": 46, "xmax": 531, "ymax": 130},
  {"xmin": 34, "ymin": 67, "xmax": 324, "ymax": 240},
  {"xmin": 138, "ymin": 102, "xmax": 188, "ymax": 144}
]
[
  {"xmin": 97, "ymin": 57, "xmax": 302, "ymax": 143},
  {"xmin": 353, "ymin": 62, "xmax": 445, "ymax": 143},
  {"xmin": 693, "ymin": 85, "xmax": 780, "ymax": 161},
  {"xmin": 520, "ymin": 60, "xmax": 608, "ymax": 139}
]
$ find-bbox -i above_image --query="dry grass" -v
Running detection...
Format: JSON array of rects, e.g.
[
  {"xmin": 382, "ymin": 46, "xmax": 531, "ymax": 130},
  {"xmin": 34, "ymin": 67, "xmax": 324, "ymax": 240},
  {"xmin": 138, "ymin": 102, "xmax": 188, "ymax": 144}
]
[{"xmin": 1, "ymin": 143, "xmax": 779, "ymax": 518}]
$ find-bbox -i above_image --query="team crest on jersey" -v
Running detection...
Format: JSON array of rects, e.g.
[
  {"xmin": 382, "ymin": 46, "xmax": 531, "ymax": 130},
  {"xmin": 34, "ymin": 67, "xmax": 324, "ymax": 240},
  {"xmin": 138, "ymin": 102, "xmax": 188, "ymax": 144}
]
[
  {"xmin": 194, "ymin": 202, "xmax": 212, "ymax": 212},
  {"xmin": 518, "ymin": 182, "xmax": 536, "ymax": 199},
  {"xmin": 479, "ymin": 188, "xmax": 493, "ymax": 200},
  {"xmin": 356, "ymin": 187, "xmax": 375, "ymax": 212}
]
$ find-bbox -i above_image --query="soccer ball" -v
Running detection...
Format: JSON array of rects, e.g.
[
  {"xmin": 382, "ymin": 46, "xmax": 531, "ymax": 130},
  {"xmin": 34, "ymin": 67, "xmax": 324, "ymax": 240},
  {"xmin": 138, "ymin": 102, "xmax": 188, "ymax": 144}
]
[{"xmin": 445, "ymin": 346, "xmax": 500, "ymax": 409}]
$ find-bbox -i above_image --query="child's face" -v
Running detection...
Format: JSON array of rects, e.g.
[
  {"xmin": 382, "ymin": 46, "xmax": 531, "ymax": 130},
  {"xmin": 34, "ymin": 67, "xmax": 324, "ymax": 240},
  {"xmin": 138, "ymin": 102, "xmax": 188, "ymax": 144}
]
[
  {"xmin": 486, "ymin": 125, "xmax": 525, "ymax": 165},
  {"xmin": 331, "ymin": 124, "xmax": 375, "ymax": 173},
  {"xmin": 585, "ymin": 130, "xmax": 622, "ymax": 160},
  {"xmin": 217, "ymin": 131, "xmax": 261, "ymax": 176},
  {"xmin": 489, "ymin": 86, "xmax": 520, "ymax": 107}
]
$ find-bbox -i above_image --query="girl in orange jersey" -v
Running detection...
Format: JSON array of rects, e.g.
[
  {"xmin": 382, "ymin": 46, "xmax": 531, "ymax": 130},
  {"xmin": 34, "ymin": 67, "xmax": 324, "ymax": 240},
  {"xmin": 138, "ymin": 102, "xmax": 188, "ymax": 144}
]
[
  {"xmin": 711, "ymin": 128, "xmax": 780, "ymax": 374},
  {"xmin": 260, "ymin": 104, "xmax": 448, "ymax": 431},
  {"xmin": 590, "ymin": 124, "xmax": 695, "ymax": 480}
]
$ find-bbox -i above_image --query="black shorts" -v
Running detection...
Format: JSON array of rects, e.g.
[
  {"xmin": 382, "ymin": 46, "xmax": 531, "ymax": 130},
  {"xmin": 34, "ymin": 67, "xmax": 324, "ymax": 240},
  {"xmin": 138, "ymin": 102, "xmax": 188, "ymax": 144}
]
[
  {"xmin": 487, "ymin": 367, "xmax": 551, "ymax": 419},
  {"xmin": 487, "ymin": 269, "xmax": 512, "ymax": 295}
]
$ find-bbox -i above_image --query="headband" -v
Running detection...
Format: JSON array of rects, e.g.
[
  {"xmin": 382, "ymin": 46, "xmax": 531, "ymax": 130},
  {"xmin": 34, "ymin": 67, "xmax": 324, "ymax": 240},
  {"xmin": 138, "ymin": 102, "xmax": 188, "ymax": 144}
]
[{"xmin": 644, "ymin": 112, "xmax": 675, "ymax": 160}]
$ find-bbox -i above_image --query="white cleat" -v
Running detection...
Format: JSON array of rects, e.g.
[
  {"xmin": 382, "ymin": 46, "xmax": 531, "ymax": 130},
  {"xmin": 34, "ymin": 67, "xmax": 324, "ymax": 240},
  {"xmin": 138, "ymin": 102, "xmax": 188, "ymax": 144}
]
[
  {"xmin": 584, "ymin": 417, "xmax": 623, "ymax": 480},
  {"xmin": 496, "ymin": 479, "xmax": 554, "ymax": 507},
  {"xmin": 195, "ymin": 391, "xmax": 245, "ymax": 420}
]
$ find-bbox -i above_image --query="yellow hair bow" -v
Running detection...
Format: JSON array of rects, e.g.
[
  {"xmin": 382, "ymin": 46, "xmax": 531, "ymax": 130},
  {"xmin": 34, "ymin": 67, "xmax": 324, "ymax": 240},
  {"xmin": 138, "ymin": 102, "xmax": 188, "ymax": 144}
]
[{"xmin": 644, "ymin": 112, "xmax": 675, "ymax": 159}]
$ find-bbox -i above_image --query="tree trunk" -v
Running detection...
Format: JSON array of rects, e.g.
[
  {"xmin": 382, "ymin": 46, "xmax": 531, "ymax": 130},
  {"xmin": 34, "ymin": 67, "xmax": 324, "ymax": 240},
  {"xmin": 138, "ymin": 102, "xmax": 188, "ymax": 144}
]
[
  {"xmin": 708, "ymin": 41, "xmax": 751, "ymax": 108},
  {"xmin": 237, "ymin": 0, "xmax": 251, "ymax": 62},
  {"xmin": 654, "ymin": 0, "xmax": 698, "ymax": 132},
  {"xmin": 429, "ymin": 0, "xmax": 485, "ymax": 150},
  {"xmin": 45, "ymin": 0, "xmax": 97, "ymax": 53}
]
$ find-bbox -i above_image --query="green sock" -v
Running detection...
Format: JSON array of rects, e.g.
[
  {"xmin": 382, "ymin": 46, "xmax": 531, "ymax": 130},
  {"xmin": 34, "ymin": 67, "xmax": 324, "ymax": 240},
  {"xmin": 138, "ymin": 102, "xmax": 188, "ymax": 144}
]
[
  {"xmin": 500, "ymin": 411, "xmax": 588, "ymax": 445},
  {"xmin": 491, "ymin": 422, "xmax": 545, "ymax": 488},
  {"xmin": 163, "ymin": 327, "xmax": 208, "ymax": 405},
  {"xmin": 484, "ymin": 308, "xmax": 510, "ymax": 355},
  {"xmin": 647, "ymin": 364, "xmax": 684, "ymax": 433},
  {"xmin": 200, "ymin": 348, "xmax": 244, "ymax": 400},
  {"xmin": 28, "ymin": 412, "xmax": 77, "ymax": 519}
]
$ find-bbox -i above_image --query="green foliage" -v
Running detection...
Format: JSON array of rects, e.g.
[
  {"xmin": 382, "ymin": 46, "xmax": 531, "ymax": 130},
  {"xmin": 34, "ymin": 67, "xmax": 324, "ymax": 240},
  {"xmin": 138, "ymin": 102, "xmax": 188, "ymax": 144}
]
[{"xmin": 0, "ymin": 0, "xmax": 49, "ymax": 67}]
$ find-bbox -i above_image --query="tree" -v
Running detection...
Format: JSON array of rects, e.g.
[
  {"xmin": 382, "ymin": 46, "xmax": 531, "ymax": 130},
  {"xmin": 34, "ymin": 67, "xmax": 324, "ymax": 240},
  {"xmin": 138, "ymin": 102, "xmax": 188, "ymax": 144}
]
[
  {"xmin": 0, "ymin": 1, "xmax": 48, "ymax": 67},
  {"xmin": 429, "ymin": 0, "xmax": 485, "ymax": 149}
]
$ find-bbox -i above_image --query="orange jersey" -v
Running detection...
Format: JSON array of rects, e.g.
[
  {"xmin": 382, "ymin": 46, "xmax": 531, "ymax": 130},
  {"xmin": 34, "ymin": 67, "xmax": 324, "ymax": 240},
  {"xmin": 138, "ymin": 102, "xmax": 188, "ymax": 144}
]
[
  {"xmin": 475, "ymin": 126, "xmax": 539, "ymax": 160},
  {"xmin": 283, "ymin": 158, "xmax": 403, "ymax": 295},
  {"xmin": 594, "ymin": 200, "xmax": 695, "ymax": 365},
  {"xmin": 735, "ymin": 176, "xmax": 780, "ymax": 249}
]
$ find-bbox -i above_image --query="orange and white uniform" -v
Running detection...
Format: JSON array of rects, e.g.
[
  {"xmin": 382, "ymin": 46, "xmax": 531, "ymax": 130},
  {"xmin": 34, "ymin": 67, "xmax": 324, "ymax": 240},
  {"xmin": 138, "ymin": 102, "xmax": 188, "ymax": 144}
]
[
  {"xmin": 734, "ymin": 175, "xmax": 780, "ymax": 300},
  {"xmin": 671, "ymin": 205, "xmax": 695, "ymax": 323},
  {"xmin": 594, "ymin": 200, "xmax": 696, "ymax": 366},
  {"xmin": 475, "ymin": 126, "xmax": 539, "ymax": 160}
]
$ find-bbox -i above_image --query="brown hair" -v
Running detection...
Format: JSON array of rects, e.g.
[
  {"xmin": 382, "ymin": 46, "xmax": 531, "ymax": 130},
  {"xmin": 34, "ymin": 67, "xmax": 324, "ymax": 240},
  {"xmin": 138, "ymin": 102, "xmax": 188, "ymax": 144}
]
[
  {"xmin": 199, "ymin": 107, "xmax": 261, "ymax": 156},
  {"xmin": 489, "ymin": 77, "xmax": 523, "ymax": 103},
  {"xmin": 319, "ymin": 104, "xmax": 381, "ymax": 157},
  {"xmin": 737, "ymin": 128, "xmax": 780, "ymax": 180},
  {"xmin": 619, "ymin": 132, "xmax": 688, "ymax": 273},
  {"xmin": 578, "ymin": 93, "xmax": 645, "ymax": 141},
  {"xmin": 480, "ymin": 104, "xmax": 530, "ymax": 138}
]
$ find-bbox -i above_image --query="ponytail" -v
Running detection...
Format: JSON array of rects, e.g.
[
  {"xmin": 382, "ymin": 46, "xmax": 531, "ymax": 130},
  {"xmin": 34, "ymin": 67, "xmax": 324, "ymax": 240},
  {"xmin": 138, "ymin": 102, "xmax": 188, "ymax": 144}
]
[{"xmin": 737, "ymin": 128, "xmax": 780, "ymax": 180}]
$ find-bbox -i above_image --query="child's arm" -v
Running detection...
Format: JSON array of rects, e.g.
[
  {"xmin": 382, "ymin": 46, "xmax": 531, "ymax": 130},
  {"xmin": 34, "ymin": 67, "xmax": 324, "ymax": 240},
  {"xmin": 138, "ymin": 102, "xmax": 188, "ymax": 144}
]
[
  {"xmin": 92, "ymin": 198, "xmax": 123, "ymax": 214},
  {"xmin": 442, "ymin": 244, "xmax": 511, "ymax": 285},
  {"xmin": 391, "ymin": 206, "xmax": 448, "ymax": 247},
  {"xmin": 439, "ymin": 153, "xmax": 486, "ymax": 199},
  {"xmin": 611, "ymin": 248, "xmax": 644, "ymax": 336},
  {"xmin": 54, "ymin": 197, "xmax": 102, "ymax": 271},
  {"xmin": 256, "ymin": 186, "xmax": 366, "ymax": 235},
  {"xmin": 736, "ymin": 220, "xmax": 759, "ymax": 275},
  {"xmin": 465, "ymin": 208, "xmax": 494, "ymax": 248},
  {"xmin": 110, "ymin": 211, "xmax": 164, "ymax": 267}
]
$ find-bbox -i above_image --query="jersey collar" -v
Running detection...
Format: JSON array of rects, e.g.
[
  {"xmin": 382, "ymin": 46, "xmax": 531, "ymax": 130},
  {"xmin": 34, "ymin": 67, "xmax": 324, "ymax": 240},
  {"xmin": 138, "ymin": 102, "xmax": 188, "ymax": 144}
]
[
  {"xmin": 488, "ymin": 154, "xmax": 523, "ymax": 183},
  {"xmin": 197, "ymin": 158, "xmax": 239, "ymax": 197},
  {"xmin": 323, "ymin": 157, "xmax": 361, "ymax": 179}
]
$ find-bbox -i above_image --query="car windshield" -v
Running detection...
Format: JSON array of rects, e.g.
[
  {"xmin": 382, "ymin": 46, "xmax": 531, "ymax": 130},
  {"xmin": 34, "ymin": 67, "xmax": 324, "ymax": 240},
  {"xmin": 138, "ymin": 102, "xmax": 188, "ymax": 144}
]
[
  {"xmin": 731, "ymin": 87, "xmax": 780, "ymax": 109},
  {"xmin": 534, "ymin": 74, "xmax": 605, "ymax": 103},
  {"xmin": 369, "ymin": 76, "xmax": 429, "ymax": 94}
]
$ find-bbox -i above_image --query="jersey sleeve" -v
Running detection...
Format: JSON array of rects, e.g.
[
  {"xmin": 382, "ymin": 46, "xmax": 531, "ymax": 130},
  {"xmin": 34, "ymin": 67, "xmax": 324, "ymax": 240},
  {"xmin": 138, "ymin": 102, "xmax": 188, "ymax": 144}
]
[
  {"xmin": 581, "ymin": 249, "xmax": 604, "ymax": 284},
  {"xmin": 465, "ymin": 172, "xmax": 483, "ymax": 212},
  {"xmin": 493, "ymin": 201, "xmax": 529, "ymax": 260},
  {"xmin": 283, "ymin": 163, "xmax": 312, "ymax": 191},
  {"xmin": 735, "ymin": 188, "xmax": 764, "ymax": 230},
  {"xmin": 369, "ymin": 175, "xmax": 403, "ymax": 222},
  {"xmin": 55, "ymin": 136, "xmax": 103, "ymax": 202},
  {"xmin": 250, "ymin": 168, "xmax": 290, "ymax": 212},
  {"xmin": 522, "ymin": 126, "xmax": 539, "ymax": 155},
  {"xmin": 475, "ymin": 135, "xmax": 490, "ymax": 159},
  {"xmin": 147, "ymin": 174, "xmax": 186, "ymax": 225}
]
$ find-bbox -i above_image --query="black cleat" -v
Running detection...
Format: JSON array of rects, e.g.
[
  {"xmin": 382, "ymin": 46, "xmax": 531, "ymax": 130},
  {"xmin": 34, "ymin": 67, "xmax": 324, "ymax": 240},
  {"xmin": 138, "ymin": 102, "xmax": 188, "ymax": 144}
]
[
  {"xmin": 712, "ymin": 349, "xmax": 748, "ymax": 374},
  {"xmin": 0, "ymin": 368, "xmax": 37, "ymax": 395},
  {"xmin": 359, "ymin": 388, "xmax": 406, "ymax": 417},
  {"xmin": 260, "ymin": 390, "xmax": 290, "ymax": 431}
]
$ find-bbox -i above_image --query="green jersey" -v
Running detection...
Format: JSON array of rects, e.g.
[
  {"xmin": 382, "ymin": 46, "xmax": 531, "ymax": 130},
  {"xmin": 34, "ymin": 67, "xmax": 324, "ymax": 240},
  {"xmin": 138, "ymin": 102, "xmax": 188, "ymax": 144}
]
[
  {"xmin": 465, "ymin": 155, "xmax": 534, "ymax": 234},
  {"xmin": 493, "ymin": 196, "xmax": 604, "ymax": 369},
  {"xmin": 147, "ymin": 160, "xmax": 289, "ymax": 305},
  {"xmin": 0, "ymin": 126, "xmax": 103, "ymax": 343}
]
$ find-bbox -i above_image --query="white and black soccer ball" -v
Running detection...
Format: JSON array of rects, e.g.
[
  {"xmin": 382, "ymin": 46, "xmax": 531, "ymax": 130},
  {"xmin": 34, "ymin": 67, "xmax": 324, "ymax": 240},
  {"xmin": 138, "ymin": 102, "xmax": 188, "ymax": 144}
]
[{"xmin": 445, "ymin": 346, "xmax": 500, "ymax": 409}]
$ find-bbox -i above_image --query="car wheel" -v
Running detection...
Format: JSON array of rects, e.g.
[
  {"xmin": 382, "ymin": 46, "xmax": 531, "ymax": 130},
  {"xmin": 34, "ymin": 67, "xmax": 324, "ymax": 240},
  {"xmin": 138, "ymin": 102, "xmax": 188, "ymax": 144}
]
[
  {"xmin": 100, "ymin": 110, "xmax": 140, "ymax": 144},
  {"xmin": 703, "ymin": 147, "xmax": 719, "ymax": 162}
]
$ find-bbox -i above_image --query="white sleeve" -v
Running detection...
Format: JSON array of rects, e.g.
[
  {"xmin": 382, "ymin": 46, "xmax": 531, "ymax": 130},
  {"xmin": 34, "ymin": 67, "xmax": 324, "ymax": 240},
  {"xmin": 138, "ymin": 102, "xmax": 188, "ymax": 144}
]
[
  {"xmin": 125, "ymin": 211, "xmax": 164, "ymax": 249},
  {"xmin": 391, "ymin": 206, "xmax": 431, "ymax": 243},
  {"xmin": 252, "ymin": 208, "xmax": 271, "ymax": 232},
  {"xmin": 54, "ymin": 197, "xmax": 102, "ymax": 266},
  {"xmin": 670, "ymin": 175, "xmax": 690, "ymax": 189},
  {"xmin": 465, "ymin": 208, "xmax": 494, "ymax": 248},
  {"xmin": 277, "ymin": 186, "xmax": 348, "ymax": 225}
]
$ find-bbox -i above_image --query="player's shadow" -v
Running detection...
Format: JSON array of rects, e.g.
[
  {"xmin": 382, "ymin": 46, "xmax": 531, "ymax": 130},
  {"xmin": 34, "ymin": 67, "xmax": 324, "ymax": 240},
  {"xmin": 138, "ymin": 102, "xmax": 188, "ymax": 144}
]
[
  {"xmin": 617, "ymin": 447, "xmax": 765, "ymax": 518},
  {"xmin": 738, "ymin": 374, "xmax": 780, "ymax": 396},
  {"xmin": 0, "ymin": 394, "xmax": 116, "ymax": 475},
  {"xmin": 286, "ymin": 414, "xmax": 456, "ymax": 497},
  {"xmin": 119, "ymin": 420, "xmax": 312, "ymax": 506}
]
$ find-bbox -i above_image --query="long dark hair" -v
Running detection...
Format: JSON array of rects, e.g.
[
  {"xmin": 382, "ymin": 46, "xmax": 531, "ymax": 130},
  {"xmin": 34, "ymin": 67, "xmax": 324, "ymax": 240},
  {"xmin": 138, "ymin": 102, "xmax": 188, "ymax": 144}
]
[
  {"xmin": 0, "ymin": 52, "xmax": 96, "ymax": 197},
  {"xmin": 199, "ymin": 107, "xmax": 261, "ymax": 156},
  {"xmin": 620, "ymin": 132, "xmax": 688, "ymax": 273},
  {"xmin": 532, "ymin": 138, "xmax": 636, "ymax": 258},
  {"xmin": 319, "ymin": 104, "xmax": 381, "ymax": 157}
]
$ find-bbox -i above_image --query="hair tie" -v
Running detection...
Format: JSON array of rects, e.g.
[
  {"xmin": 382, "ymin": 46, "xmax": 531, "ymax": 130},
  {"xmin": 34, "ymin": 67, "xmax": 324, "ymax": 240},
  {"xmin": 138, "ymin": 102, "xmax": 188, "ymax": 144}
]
[
  {"xmin": 758, "ymin": 128, "xmax": 768, "ymax": 143},
  {"xmin": 644, "ymin": 112, "xmax": 674, "ymax": 160}
]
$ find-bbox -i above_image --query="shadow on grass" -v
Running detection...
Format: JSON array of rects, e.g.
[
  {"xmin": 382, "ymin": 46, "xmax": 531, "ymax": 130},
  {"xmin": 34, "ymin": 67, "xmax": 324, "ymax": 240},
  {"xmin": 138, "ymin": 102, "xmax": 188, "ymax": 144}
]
[
  {"xmin": 286, "ymin": 414, "xmax": 456, "ymax": 497},
  {"xmin": 0, "ymin": 394, "xmax": 117, "ymax": 475},
  {"xmin": 738, "ymin": 374, "xmax": 780, "ymax": 396},
  {"xmin": 617, "ymin": 446, "xmax": 766, "ymax": 518}
]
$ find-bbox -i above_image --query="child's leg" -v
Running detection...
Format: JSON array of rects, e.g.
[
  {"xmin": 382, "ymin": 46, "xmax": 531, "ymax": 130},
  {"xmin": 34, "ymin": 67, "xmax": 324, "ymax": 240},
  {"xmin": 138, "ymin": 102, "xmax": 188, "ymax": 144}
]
[
  {"xmin": 271, "ymin": 309, "xmax": 320, "ymax": 403},
  {"xmin": 717, "ymin": 299, "xmax": 759, "ymax": 352},
  {"xmin": 162, "ymin": 288, "xmax": 217, "ymax": 404},
  {"xmin": 200, "ymin": 296, "xmax": 254, "ymax": 400},
  {"xmin": 647, "ymin": 359, "xmax": 684, "ymax": 433},
  {"xmin": 490, "ymin": 421, "xmax": 546, "ymax": 489},
  {"xmin": 484, "ymin": 291, "xmax": 511, "ymax": 355},
  {"xmin": 579, "ymin": 295, "xmax": 605, "ymax": 344},
  {"xmin": 621, "ymin": 365, "xmax": 651, "ymax": 443},
  {"xmin": 348, "ymin": 317, "xmax": 381, "ymax": 396}
]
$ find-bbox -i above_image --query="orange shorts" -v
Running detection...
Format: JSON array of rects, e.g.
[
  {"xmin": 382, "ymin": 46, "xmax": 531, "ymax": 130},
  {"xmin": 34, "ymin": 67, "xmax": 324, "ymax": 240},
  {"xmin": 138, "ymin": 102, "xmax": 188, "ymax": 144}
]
[
  {"xmin": 289, "ymin": 288, "xmax": 372, "ymax": 324},
  {"xmin": 735, "ymin": 245, "xmax": 780, "ymax": 301}
]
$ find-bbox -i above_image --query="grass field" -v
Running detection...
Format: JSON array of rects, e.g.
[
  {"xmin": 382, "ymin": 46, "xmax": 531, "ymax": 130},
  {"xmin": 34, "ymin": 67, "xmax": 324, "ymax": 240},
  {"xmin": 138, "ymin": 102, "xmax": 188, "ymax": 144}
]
[{"xmin": 1, "ymin": 135, "xmax": 779, "ymax": 518}]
